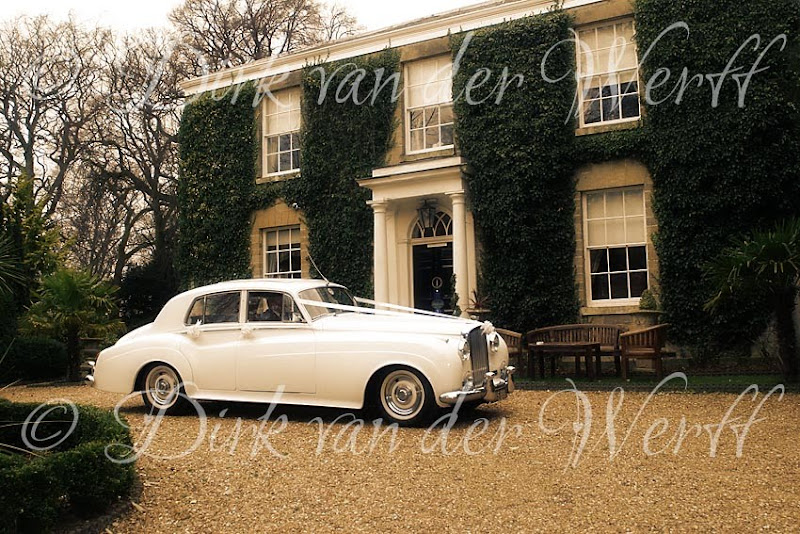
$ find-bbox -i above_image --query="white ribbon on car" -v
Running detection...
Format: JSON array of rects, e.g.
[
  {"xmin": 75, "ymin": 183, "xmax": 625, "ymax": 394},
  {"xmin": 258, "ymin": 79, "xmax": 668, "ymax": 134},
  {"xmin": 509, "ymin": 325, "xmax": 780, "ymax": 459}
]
[{"xmin": 294, "ymin": 297, "xmax": 468, "ymax": 321}]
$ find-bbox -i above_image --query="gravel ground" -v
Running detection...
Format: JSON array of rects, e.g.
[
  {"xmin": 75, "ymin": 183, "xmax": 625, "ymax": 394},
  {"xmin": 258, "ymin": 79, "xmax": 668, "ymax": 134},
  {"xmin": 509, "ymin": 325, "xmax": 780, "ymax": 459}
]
[{"xmin": 3, "ymin": 383, "xmax": 799, "ymax": 533}]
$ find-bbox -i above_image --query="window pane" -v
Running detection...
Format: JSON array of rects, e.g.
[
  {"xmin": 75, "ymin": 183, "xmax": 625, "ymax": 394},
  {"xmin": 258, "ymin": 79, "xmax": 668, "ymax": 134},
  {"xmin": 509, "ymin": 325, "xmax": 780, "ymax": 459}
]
[
  {"xmin": 291, "ymin": 249, "xmax": 301, "ymax": 272},
  {"xmin": 609, "ymin": 248, "xmax": 628, "ymax": 272},
  {"xmin": 606, "ymin": 192, "xmax": 624, "ymax": 217},
  {"xmin": 441, "ymin": 124, "xmax": 454, "ymax": 146},
  {"xmin": 292, "ymin": 150, "xmax": 301, "ymax": 169},
  {"xmin": 291, "ymin": 132, "xmax": 300, "ymax": 148},
  {"xmin": 584, "ymin": 99, "xmax": 601, "ymax": 124},
  {"xmin": 266, "ymin": 230, "xmax": 278, "ymax": 249},
  {"xmin": 602, "ymin": 97, "xmax": 620, "ymax": 121},
  {"xmin": 602, "ymin": 82, "xmax": 619, "ymax": 98},
  {"xmin": 279, "ymin": 251, "xmax": 290, "ymax": 272},
  {"xmin": 279, "ymin": 134, "xmax": 291, "ymax": 152},
  {"xmin": 205, "ymin": 293, "xmax": 240, "ymax": 324},
  {"xmin": 592, "ymin": 274, "xmax": 610, "ymax": 300},
  {"xmin": 424, "ymin": 107, "xmax": 439, "ymax": 126},
  {"xmin": 589, "ymin": 249, "xmax": 609, "ymax": 274},
  {"xmin": 624, "ymin": 189, "xmax": 644, "ymax": 215},
  {"xmin": 425, "ymin": 127, "xmax": 440, "ymax": 149},
  {"xmin": 621, "ymin": 94, "xmax": 640, "ymax": 119},
  {"xmin": 267, "ymin": 136, "xmax": 278, "ymax": 154},
  {"xmin": 279, "ymin": 152, "xmax": 291, "ymax": 171},
  {"xmin": 630, "ymin": 272, "xmax": 649, "ymax": 298},
  {"xmin": 626, "ymin": 216, "xmax": 646, "ymax": 243},
  {"xmin": 267, "ymin": 154, "xmax": 278, "ymax": 174},
  {"xmin": 587, "ymin": 220, "xmax": 606, "ymax": 247},
  {"xmin": 586, "ymin": 193, "xmax": 604, "ymax": 219},
  {"xmin": 410, "ymin": 130, "xmax": 424, "ymax": 152},
  {"xmin": 440, "ymin": 104, "xmax": 454, "ymax": 124},
  {"xmin": 410, "ymin": 109, "xmax": 423, "ymax": 129},
  {"xmin": 628, "ymin": 246, "xmax": 647, "ymax": 271},
  {"xmin": 610, "ymin": 273, "xmax": 629, "ymax": 299},
  {"xmin": 606, "ymin": 218, "xmax": 625, "ymax": 245}
]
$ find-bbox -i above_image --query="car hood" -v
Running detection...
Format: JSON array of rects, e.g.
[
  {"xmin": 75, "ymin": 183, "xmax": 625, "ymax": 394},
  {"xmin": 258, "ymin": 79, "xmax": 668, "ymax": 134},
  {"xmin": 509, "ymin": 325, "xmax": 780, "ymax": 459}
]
[{"xmin": 315, "ymin": 312, "xmax": 482, "ymax": 337}]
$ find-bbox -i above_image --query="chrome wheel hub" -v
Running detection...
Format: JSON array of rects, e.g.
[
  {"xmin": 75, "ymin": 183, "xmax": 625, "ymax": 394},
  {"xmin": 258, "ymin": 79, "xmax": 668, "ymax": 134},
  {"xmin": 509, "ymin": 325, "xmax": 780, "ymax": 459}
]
[{"xmin": 381, "ymin": 370, "xmax": 424, "ymax": 420}]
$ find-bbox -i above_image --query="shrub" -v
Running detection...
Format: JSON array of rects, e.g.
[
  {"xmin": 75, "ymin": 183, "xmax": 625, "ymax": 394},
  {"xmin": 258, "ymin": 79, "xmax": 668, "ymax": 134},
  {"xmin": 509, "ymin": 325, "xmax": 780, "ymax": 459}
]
[
  {"xmin": 0, "ymin": 399, "xmax": 135, "ymax": 533},
  {"xmin": 0, "ymin": 337, "xmax": 68, "ymax": 382}
]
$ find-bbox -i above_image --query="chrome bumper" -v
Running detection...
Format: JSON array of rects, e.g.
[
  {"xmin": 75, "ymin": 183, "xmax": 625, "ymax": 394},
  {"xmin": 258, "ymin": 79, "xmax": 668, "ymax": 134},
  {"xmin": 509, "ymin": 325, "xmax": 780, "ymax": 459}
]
[
  {"xmin": 439, "ymin": 366, "xmax": 516, "ymax": 405},
  {"xmin": 85, "ymin": 361, "xmax": 96, "ymax": 384}
]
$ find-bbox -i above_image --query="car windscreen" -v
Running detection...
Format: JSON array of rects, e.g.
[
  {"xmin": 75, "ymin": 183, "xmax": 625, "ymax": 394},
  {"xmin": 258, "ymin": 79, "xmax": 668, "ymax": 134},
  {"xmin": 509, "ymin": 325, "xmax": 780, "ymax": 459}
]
[{"xmin": 298, "ymin": 286, "xmax": 356, "ymax": 320}]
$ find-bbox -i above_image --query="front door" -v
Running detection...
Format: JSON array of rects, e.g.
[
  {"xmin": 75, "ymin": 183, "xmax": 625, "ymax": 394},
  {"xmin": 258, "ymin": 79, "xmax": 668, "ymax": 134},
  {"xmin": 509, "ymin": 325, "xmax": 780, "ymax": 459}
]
[{"xmin": 413, "ymin": 242, "xmax": 454, "ymax": 313}]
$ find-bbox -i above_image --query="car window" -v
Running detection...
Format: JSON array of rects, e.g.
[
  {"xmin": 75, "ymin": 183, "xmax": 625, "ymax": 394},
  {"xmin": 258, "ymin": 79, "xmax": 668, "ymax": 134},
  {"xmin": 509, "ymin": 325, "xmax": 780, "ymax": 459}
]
[
  {"xmin": 187, "ymin": 298, "xmax": 204, "ymax": 325},
  {"xmin": 247, "ymin": 292, "xmax": 304, "ymax": 323},
  {"xmin": 186, "ymin": 292, "xmax": 241, "ymax": 325},
  {"xmin": 298, "ymin": 286, "xmax": 356, "ymax": 320}
]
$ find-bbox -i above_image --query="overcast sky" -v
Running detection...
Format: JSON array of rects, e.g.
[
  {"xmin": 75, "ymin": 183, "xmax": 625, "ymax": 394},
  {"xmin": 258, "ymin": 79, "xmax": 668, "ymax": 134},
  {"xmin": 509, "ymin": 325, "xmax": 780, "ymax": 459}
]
[{"xmin": 7, "ymin": 0, "xmax": 486, "ymax": 32}]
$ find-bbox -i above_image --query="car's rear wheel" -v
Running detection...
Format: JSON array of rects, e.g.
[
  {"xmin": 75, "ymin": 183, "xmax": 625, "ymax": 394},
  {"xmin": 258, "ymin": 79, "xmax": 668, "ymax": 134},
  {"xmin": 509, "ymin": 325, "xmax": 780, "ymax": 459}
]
[
  {"xmin": 141, "ymin": 364, "xmax": 190, "ymax": 414},
  {"xmin": 377, "ymin": 367, "xmax": 434, "ymax": 426}
]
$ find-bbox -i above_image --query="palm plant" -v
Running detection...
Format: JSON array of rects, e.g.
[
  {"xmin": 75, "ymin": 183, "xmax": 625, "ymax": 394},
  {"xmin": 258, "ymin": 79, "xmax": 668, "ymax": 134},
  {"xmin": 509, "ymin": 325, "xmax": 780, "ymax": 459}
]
[
  {"xmin": 0, "ymin": 235, "xmax": 24, "ymax": 298},
  {"xmin": 705, "ymin": 218, "xmax": 800, "ymax": 382},
  {"xmin": 22, "ymin": 269, "xmax": 125, "ymax": 382}
]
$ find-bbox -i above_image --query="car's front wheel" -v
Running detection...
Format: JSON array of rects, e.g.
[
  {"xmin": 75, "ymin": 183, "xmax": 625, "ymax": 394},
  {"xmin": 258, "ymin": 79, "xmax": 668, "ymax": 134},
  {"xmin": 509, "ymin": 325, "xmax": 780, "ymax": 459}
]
[
  {"xmin": 376, "ymin": 367, "xmax": 434, "ymax": 426},
  {"xmin": 141, "ymin": 364, "xmax": 190, "ymax": 414}
]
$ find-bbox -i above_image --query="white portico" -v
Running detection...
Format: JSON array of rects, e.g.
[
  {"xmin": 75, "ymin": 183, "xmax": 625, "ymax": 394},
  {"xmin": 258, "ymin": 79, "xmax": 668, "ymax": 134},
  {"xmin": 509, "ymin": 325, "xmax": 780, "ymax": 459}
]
[{"xmin": 359, "ymin": 156, "xmax": 478, "ymax": 315}]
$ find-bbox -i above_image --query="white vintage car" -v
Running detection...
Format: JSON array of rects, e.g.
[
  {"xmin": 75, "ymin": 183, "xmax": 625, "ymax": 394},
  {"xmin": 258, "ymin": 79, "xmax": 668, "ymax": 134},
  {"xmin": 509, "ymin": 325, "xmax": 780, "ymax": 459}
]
[{"xmin": 88, "ymin": 279, "xmax": 515, "ymax": 425}]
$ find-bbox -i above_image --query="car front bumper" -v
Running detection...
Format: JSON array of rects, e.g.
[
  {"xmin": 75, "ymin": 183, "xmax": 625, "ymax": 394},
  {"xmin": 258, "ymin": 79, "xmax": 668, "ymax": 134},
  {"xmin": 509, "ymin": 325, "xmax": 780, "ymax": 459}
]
[{"xmin": 439, "ymin": 366, "xmax": 516, "ymax": 405}]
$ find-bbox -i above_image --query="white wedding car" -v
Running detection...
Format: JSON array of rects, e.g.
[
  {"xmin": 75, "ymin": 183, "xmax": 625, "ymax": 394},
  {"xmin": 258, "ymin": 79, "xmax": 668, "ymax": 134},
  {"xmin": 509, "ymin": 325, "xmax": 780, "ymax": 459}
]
[{"xmin": 88, "ymin": 279, "xmax": 515, "ymax": 425}]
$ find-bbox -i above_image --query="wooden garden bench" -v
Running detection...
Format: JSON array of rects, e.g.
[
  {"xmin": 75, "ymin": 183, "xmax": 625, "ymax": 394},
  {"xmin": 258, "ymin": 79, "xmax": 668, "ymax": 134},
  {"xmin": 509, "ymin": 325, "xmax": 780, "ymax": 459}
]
[{"xmin": 620, "ymin": 324, "xmax": 670, "ymax": 380}]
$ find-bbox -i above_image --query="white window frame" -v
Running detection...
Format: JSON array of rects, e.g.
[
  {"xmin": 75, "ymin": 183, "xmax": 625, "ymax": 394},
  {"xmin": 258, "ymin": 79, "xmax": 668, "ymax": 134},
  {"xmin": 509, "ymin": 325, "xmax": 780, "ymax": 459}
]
[
  {"xmin": 582, "ymin": 187, "xmax": 649, "ymax": 307},
  {"xmin": 576, "ymin": 19, "xmax": 641, "ymax": 129},
  {"xmin": 404, "ymin": 56, "xmax": 455, "ymax": 155},
  {"xmin": 262, "ymin": 88, "xmax": 301, "ymax": 179},
  {"xmin": 263, "ymin": 225, "xmax": 302, "ymax": 279}
]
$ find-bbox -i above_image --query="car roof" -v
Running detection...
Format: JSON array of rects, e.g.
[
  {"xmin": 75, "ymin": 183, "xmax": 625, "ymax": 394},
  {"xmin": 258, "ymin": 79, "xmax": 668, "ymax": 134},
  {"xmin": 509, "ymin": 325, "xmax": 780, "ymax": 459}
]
[
  {"xmin": 183, "ymin": 278, "xmax": 343, "ymax": 296},
  {"xmin": 153, "ymin": 279, "xmax": 347, "ymax": 328}
]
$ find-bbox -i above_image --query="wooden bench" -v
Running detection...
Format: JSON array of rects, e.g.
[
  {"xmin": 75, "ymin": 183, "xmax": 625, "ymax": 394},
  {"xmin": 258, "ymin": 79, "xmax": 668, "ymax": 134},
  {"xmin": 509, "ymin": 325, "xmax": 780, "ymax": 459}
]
[
  {"xmin": 620, "ymin": 324, "xmax": 670, "ymax": 380},
  {"xmin": 525, "ymin": 324, "xmax": 626, "ymax": 378},
  {"xmin": 496, "ymin": 328, "xmax": 524, "ymax": 374}
]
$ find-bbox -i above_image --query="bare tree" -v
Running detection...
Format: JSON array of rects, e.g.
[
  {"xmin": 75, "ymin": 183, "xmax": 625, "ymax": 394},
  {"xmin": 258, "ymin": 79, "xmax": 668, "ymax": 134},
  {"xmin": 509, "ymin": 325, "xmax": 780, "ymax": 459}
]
[
  {"xmin": 318, "ymin": 3, "xmax": 361, "ymax": 42},
  {"xmin": 84, "ymin": 29, "xmax": 183, "ymax": 281},
  {"xmin": 0, "ymin": 16, "xmax": 111, "ymax": 218},
  {"xmin": 169, "ymin": 0, "xmax": 360, "ymax": 75},
  {"xmin": 60, "ymin": 166, "xmax": 150, "ymax": 282}
]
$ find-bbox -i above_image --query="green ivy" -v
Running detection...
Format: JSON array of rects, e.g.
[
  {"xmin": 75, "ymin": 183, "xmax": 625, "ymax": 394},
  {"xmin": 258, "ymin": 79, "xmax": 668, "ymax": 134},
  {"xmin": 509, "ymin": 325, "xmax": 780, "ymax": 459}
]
[
  {"xmin": 452, "ymin": 12, "xmax": 580, "ymax": 332},
  {"xmin": 290, "ymin": 50, "xmax": 399, "ymax": 296},
  {"xmin": 177, "ymin": 84, "xmax": 259, "ymax": 288},
  {"xmin": 635, "ymin": 0, "xmax": 800, "ymax": 348}
]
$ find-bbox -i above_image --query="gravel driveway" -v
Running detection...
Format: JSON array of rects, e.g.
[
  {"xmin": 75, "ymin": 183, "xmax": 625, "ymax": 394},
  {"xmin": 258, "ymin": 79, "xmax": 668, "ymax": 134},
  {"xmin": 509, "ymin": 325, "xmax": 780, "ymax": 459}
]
[{"xmin": 3, "ymin": 383, "xmax": 798, "ymax": 533}]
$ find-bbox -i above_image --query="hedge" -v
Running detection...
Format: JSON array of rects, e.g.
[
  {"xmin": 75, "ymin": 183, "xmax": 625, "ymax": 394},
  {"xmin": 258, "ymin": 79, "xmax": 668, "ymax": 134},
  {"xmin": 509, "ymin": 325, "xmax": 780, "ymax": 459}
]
[
  {"xmin": 0, "ymin": 337, "xmax": 68, "ymax": 382},
  {"xmin": 0, "ymin": 399, "xmax": 135, "ymax": 533}
]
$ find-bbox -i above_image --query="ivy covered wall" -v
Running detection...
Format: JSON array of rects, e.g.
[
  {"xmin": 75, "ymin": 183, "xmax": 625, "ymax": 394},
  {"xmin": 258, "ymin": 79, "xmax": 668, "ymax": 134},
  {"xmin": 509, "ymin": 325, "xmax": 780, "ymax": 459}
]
[
  {"xmin": 289, "ymin": 50, "xmax": 399, "ymax": 296},
  {"xmin": 177, "ymin": 84, "xmax": 258, "ymax": 288},
  {"xmin": 635, "ymin": 0, "xmax": 800, "ymax": 348},
  {"xmin": 452, "ymin": 12, "xmax": 580, "ymax": 332}
]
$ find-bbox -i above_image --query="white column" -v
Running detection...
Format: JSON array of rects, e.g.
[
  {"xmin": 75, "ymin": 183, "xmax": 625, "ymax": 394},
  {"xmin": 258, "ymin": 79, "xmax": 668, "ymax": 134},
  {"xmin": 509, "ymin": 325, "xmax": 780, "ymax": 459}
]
[
  {"xmin": 448, "ymin": 191, "xmax": 469, "ymax": 317},
  {"xmin": 369, "ymin": 201, "xmax": 389, "ymax": 303}
]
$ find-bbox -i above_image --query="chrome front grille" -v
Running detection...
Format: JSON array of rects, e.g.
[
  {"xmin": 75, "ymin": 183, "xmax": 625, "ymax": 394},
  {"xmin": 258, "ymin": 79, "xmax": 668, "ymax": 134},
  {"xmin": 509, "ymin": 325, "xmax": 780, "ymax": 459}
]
[{"xmin": 469, "ymin": 327, "xmax": 489, "ymax": 387}]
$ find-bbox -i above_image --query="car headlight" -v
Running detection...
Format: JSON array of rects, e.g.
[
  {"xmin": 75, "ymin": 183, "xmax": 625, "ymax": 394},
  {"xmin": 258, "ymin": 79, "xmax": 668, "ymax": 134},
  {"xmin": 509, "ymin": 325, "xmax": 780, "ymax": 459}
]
[
  {"xmin": 458, "ymin": 337, "xmax": 471, "ymax": 361},
  {"xmin": 489, "ymin": 332, "xmax": 501, "ymax": 352}
]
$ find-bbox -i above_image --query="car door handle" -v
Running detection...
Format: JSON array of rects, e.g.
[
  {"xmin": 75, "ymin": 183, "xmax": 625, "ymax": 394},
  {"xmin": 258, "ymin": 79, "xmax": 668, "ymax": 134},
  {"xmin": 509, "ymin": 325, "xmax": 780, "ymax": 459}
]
[{"xmin": 241, "ymin": 326, "xmax": 254, "ymax": 338}]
